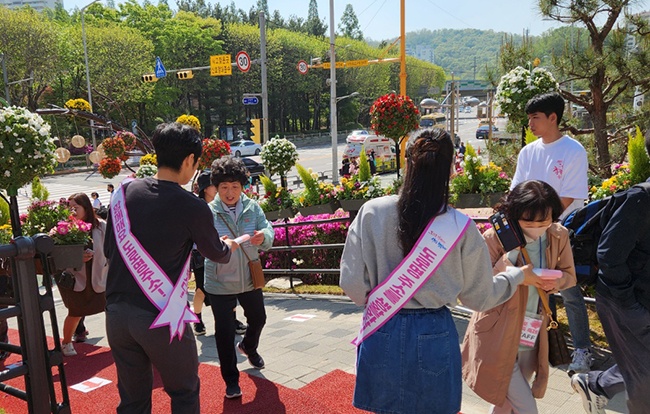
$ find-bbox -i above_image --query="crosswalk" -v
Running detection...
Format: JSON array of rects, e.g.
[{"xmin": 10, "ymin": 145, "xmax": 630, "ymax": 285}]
[{"xmin": 14, "ymin": 170, "xmax": 133, "ymax": 214}]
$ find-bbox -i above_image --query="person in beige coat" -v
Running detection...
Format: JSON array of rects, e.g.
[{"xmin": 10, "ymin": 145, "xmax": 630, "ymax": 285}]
[{"xmin": 462, "ymin": 180, "xmax": 577, "ymax": 413}]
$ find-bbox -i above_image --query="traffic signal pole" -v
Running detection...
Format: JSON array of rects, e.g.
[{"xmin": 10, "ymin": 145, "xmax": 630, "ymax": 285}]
[{"xmin": 260, "ymin": 11, "xmax": 270, "ymax": 145}]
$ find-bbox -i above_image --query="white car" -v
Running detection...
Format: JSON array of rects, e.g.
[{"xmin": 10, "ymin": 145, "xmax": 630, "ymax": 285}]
[{"xmin": 230, "ymin": 140, "xmax": 262, "ymax": 157}]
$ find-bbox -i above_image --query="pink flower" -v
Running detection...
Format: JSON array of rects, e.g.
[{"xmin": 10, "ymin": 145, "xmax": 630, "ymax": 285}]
[{"xmin": 56, "ymin": 223, "xmax": 69, "ymax": 235}]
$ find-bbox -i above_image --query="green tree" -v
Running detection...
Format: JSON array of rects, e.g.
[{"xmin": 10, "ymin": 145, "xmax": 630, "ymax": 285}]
[
  {"xmin": 0, "ymin": 7, "xmax": 60, "ymax": 110},
  {"xmin": 338, "ymin": 4, "xmax": 363, "ymax": 41},
  {"xmin": 538, "ymin": 0, "xmax": 650, "ymax": 175},
  {"xmin": 305, "ymin": 0, "xmax": 327, "ymax": 37}
]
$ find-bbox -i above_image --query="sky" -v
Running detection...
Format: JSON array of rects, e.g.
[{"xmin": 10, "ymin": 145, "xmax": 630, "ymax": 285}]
[
  {"xmin": 62, "ymin": 0, "xmax": 568, "ymax": 39},
  {"xmin": 63, "ymin": 0, "xmax": 648, "ymax": 40}
]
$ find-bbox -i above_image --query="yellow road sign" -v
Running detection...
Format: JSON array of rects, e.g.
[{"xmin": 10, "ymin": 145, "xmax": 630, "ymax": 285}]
[
  {"xmin": 322, "ymin": 62, "xmax": 345, "ymax": 69},
  {"xmin": 210, "ymin": 54, "xmax": 232, "ymax": 76},
  {"xmin": 345, "ymin": 59, "xmax": 369, "ymax": 68}
]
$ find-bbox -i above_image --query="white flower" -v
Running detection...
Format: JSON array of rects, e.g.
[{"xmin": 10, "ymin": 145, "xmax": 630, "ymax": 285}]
[{"xmin": 4, "ymin": 171, "xmax": 9, "ymax": 177}]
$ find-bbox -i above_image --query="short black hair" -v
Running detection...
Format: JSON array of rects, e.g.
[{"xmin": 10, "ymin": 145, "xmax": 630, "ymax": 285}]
[
  {"xmin": 498, "ymin": 180, "xmax": 563, "ymax": 222},
  {"xmin": 210, "ymin": 156, "xmax": 248, "ymax": 187},
  {"xmin": 151, "ymin": 122, "xmax": 202, "ymax": 171},
  {"xmin": 107, "ymin": 184, "xmax": 114, "ymax": 190},
  {"xmin": 525, "ymin": 92, "xmax": 565, "ymax": 126}
]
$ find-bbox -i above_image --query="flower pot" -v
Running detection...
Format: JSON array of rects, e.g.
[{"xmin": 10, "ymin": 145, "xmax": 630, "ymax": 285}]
[
  {"xmin": 297, "ymin": 201, "xmax": 340, "ymax": 217},
  {"xmin": 49, "ymin": 244, "xmax": 85, "ymax": 271},
  {"xmin": 454, "ymin": 192, "xmax": 505, "ymax": 209},
  {"xmin": 339, "ymin": 199, "xmax": 367, "ymax": 212},
  {"xmin": 264, "ymin": 208, "xmax": 294, "ymax": 222}
]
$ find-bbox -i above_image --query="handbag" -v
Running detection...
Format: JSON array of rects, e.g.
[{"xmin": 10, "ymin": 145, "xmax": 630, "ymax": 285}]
[
  {"xmin": 219, "ymin": 214, "xmax": 266, "ymax": 290},
  {"xmin": 55, "ymin": 270, "xmax": 76, "ymax": 290},
  {"xmin": 521, "ymin": 247, "xmax": 572, "ymax": 367}
]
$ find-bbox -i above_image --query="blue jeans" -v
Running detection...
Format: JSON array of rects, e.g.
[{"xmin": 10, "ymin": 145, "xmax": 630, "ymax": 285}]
[
  {"xmin": 353, "ymin": 307, "xmax": 461, "ymax": 414},
  {"xmin": 560, "ymin": 285, "xmax": 591, "ymax": 349}
]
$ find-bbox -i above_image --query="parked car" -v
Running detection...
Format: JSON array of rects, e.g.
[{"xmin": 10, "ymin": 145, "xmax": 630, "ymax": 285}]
[
  {"xmin": 230, "ymin": 140, "xmax": 262, "ymax": 157},
  {"xmin": 465, "ymin": 106, "xmax": 471, "ymax": 113},
  {"xmin": 240, "ymin": 156, "xmax": 265, "ymax": 184},
  {"xmin": 476, "ymin": 125, "xmax": 498, "ymax": 139}
]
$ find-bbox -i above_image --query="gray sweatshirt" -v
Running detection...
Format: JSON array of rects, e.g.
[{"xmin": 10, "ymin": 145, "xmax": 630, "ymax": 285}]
[{"xmin": 340, "ymin": 195, "xmax": 524, "ymax": 310}]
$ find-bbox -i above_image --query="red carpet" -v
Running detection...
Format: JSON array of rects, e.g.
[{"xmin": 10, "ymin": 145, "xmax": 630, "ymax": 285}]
[{"xmin": 0, "ymin": 330, "xmax": 362, "ymax": 413}]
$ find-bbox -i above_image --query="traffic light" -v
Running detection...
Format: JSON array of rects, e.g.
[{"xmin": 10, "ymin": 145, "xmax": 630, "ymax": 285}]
[
  {"xmin": 249, "ymin": 118, "xmax": 261, "ymax": 144},
  {"xmin": 176, "ymin": 70, "xmax": 194, "ymax": 80},
  {"xmin": 141, "ymin": 74, "xmax": 158, "ymax": 83}
]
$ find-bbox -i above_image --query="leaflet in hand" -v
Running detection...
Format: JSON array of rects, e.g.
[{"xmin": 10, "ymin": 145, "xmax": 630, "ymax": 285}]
[
  {"xmin": 233, "ymin": 234, "xmax": 251, "ymax": 244},
  {"xmin": 533, "ymin": 268, "xmax": 562, "ymax": 279}
]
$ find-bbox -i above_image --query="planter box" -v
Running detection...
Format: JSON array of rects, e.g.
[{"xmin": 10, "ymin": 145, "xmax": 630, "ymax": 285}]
[
  {"xmin": 264, "ymin": 208, "xmax": 294, "ymax": 222},
  {"xmin": 339, "ymin": 199, "xmax": 367, "ymax": 212},
  {"xmin": 50, "ymin": 244, "xmax": 85, "ymax": 271},
  {"xmin": 297, "ymin": 201, "xmax": 340, "ymax": 217},
  {"xmin": 454, "ymin": 192, "xmax": 505, "ymax": 209}
]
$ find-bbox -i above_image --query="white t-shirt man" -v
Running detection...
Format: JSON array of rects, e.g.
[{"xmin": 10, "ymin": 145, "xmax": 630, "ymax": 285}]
[{"xmin": 511, "ymin": 135, "xmax": 588, "ymax": 218}]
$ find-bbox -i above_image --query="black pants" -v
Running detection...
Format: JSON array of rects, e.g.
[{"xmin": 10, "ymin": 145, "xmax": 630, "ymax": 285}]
[
  {"xmin": 207, "ymin": 289, "xmax": 266, "ymax": 386},
  {"xmin": 106, "ymin": 302, "xmax": 200, "ymax": 414},
  {"xmin": 596, "ymin": 292, "xmax": 650, "ymax": 414}
]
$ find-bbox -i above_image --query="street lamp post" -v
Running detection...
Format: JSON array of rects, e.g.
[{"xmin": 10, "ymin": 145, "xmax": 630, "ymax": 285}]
[{"xmin": 82, "ymin": 0, "xmax": 100, "ymax": 151}]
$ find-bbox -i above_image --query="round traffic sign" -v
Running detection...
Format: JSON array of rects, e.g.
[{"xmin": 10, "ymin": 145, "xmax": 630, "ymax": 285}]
[
  {"xmin": 236, "ymin": 51, "xmax": 251, "ymax": 73},
  {"xmin": 297, "ymin": 60, "xmax": 309, "ymax": 75}
]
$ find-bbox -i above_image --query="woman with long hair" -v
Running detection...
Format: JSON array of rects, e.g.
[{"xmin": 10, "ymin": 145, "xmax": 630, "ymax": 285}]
[
  {"xmin": 340, "ymin": 128, "xmax": 542, "ymax": 414},
  {"xmin": 60, "ymin": 193, "xmax": 108, "ymax": 357}
]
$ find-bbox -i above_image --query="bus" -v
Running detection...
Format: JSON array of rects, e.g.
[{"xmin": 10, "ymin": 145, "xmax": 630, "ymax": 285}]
[{"xmin": 419, "ymin": 112, "xmax": 446, "ymax": 129}]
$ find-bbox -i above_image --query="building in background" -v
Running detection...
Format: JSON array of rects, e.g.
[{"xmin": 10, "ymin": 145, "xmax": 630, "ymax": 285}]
[{"xmin": 0, "ymin": 0, "xmax": 59, "ymax": 12}]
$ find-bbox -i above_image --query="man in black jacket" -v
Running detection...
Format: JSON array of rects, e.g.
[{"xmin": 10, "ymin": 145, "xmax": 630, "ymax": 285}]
[
  {"xmin": 571, "ymin": 132, "xmax": 650, "ymax": 414},
  {"xmin": 105, "ymin": 122, "xmax": 238, "ymax": 414}
]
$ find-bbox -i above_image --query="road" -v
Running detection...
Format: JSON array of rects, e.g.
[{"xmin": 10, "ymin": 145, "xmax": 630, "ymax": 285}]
[{"xmin": 13, "ymin": 108, "xmax": 507, "ymax": 213}]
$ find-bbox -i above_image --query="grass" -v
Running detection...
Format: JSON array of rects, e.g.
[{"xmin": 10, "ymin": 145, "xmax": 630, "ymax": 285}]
[{"xmin": 556, "ymin": 302, "xmax": 609, "ymax": 349}]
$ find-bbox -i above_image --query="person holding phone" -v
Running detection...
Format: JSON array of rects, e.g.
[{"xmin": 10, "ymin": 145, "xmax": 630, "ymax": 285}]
[{"xmin": 462, "ymin": 180, "xmax": 577, "ymax": 413}]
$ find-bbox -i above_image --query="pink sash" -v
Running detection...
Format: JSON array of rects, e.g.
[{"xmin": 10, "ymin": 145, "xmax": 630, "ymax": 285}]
[
  {"xmin": 110, "ymin": 180, "xmax": 198, "ymax": 342},
  {"xmin": 353, "ymin": 209, "xmax": 470, "ymax": 346}
]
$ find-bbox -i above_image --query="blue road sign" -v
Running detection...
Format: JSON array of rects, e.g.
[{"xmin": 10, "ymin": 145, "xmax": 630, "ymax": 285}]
[
  {"xmin": 243, "ymin": 96, "xmax": 259, "ymax": 105},
  {"xmin": 155, "ymin": 57, "xmax": 167, "ymax": 78}
]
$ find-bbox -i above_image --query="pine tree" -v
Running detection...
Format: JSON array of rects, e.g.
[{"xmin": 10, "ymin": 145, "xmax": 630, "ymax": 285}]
[
  {"xmin": 306, "ymin": 0, "xmax": 327, "ymax": 37},
  {"xmin": 338, "ymin": 4, "xmax": 363, "ymax": 41}
]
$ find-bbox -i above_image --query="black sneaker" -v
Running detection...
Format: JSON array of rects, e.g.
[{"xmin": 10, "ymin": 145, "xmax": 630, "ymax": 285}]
[
  {"xmin": 193, "ymin": 322, "xmax": 206, "ymax": 336},
  {"xmin": 225, "ymin": 383, "xmax": 242, "ymax": 399},
  {"xmin": 235, "ymin": 320, "xmax": 248, "ymax": 335},
  {"xmin": 237, "ymin": 341, "xmax": 265, "ymax": 369}
]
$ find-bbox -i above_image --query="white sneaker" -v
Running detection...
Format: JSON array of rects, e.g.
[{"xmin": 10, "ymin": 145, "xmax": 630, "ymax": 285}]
[
  {"xmin": 568, "ymin": 348, "xmax": 592, "ymax": 374},
  {"xmin": 61, "ymin": 342, "xmax": 77, "ymax": 357},
  {"xmin": 571, "ymin": 373, "xmax": 608, "ymax": 414}
]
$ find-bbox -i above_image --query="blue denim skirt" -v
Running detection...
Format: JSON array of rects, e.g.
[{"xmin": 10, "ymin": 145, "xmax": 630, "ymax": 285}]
[{"xmin": 353, "ymin": 307, "xmax": 461, "ymax": 414}]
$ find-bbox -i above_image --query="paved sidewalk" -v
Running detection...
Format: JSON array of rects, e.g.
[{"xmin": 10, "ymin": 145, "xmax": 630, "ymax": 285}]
[{"xmin": 36, "ymin": 289, "xmax": 628, "ymax": 413}]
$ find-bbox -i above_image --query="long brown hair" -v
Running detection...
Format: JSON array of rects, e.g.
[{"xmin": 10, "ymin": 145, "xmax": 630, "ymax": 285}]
[
  {"xmin": 68, "ymin": 193, "xmax": 100, "ymax": 229},
  {"xmin": 397, "ymin": 128, "xmax": 454, "ymax": 254}
]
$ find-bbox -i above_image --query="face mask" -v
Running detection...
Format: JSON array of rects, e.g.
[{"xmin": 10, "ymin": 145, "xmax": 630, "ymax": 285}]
[{"xmin": 522, "ymin": 226, "xmax": 549, "ymax": 242}]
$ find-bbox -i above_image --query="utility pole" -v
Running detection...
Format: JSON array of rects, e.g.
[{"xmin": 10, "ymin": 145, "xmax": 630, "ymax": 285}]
[
  {"xmin": 1, "ymin": 53, "xmax": 10, "ymax": 105},
  {"xmin": 329, "ymin": 0, "xmax": 339, "ymax": 184},
  {"xmin": 449, "ymin": 73, "xmax": 455, "ymax": 139},
  {"xmin": 259, "ymin": 12, "xmax": 269, "ymax": 144}
]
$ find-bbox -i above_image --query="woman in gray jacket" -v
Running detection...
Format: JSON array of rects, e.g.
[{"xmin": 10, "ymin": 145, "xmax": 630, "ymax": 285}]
[
  {"xmin": 340, "ymin": 128, "xmax": 541, "ymax": 414},
  {"xmin": 204, "ymin": 156, "xmax": 274, "ymax": 400}
]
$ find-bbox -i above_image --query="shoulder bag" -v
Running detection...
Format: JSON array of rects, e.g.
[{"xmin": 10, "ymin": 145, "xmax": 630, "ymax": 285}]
[{"xmin": 521, "ymin": 247, "xmax": 572, "ymax": 367}]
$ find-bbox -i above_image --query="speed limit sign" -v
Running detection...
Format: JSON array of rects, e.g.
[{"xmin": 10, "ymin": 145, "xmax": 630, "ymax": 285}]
[
  {"xmin": 297, "ymin": 60, "xmax": 309, "ymax": 75},
  {"xmin": 236, "ymin": 51, "xmax": 251, "ymax": 73}
]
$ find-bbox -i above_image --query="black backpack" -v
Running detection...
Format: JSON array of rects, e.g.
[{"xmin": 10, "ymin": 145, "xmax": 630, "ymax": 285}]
[{"xmin": 561, "ymin": 182, "xmax": 650, "ymax": 285}]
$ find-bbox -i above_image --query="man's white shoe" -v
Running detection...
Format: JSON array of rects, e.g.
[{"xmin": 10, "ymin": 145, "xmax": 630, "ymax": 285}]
[{"xmin": 571, "ymin": 373, "xmax": 608, "ymax": 414}]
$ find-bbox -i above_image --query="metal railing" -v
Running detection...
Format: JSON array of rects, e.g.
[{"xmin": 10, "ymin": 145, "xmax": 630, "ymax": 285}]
[
  {"xmin": 0, "ymin": 235, "xmax": 70, "ymax": 413},
  {"xmin": 263, "ymin": 215, "xmax": 351, "ymax": 288}
]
